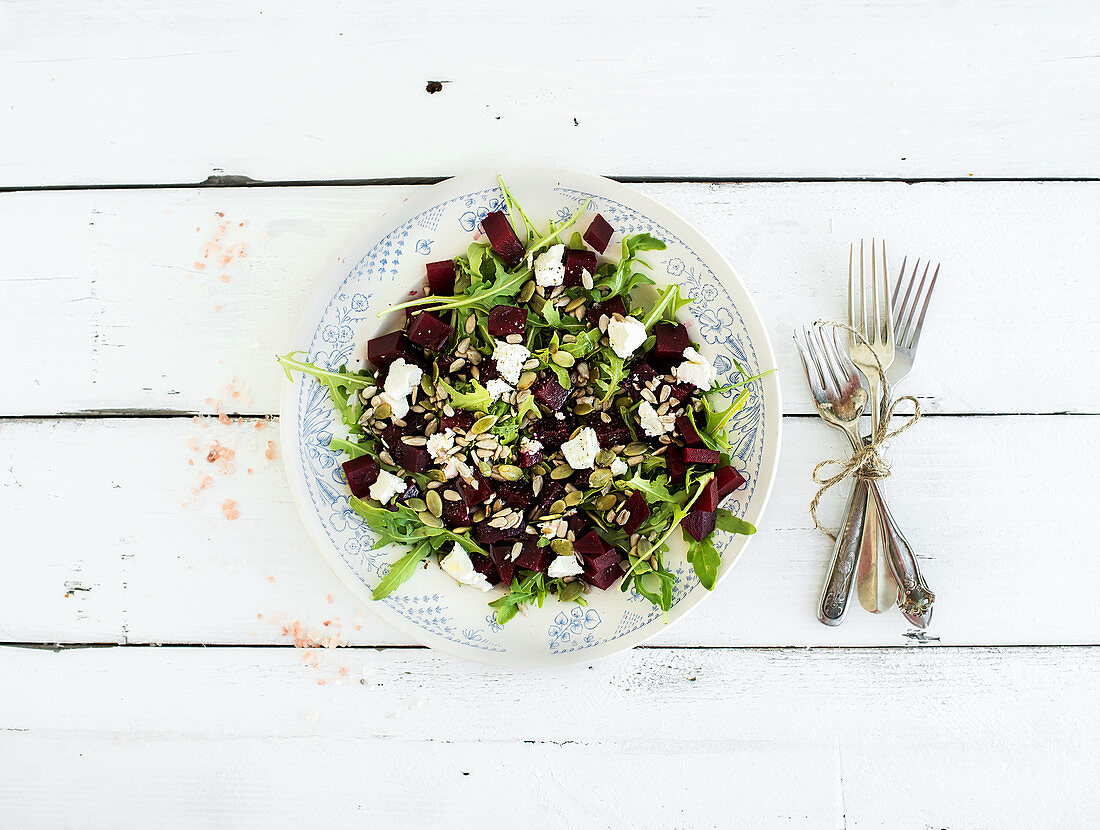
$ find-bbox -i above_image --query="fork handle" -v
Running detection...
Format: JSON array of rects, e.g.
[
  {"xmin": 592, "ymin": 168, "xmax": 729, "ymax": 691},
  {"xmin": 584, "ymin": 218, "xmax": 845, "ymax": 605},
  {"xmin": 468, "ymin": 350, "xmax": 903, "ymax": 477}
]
[
  {"xmin": 817, "ymin": 477, "xmax": 868, "ymax": 625},
  {"xmin": 868, "ymin": 483, "xmax": 936, "ymax": 628}
]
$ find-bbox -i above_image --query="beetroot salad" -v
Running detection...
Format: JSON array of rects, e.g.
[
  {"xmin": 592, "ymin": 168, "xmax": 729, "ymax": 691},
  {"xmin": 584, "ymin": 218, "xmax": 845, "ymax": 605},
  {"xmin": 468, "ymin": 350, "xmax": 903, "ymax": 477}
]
[{"xmin": 279, "ymin": 177, "xmax": 765, "ymax": 624}]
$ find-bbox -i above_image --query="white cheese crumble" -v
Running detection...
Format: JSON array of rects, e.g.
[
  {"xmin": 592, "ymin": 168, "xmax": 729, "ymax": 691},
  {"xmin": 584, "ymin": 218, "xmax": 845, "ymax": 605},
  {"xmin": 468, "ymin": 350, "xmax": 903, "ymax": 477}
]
[
  {"xmin": 440, "ymin": 543, "xmax": 493, "ymax": 592},
  {"xmin": 606, "ymin": 315, "xmax": 647, "ymax": 359},
  {"xmin": 533, "ymin": 243, "xmax": 566, "ymax": 287},
  {"xmin": 548, "ymin": 555, "xmax": 585, "ymax": 578},
  {"xmin": 426, "ymin": 429, "xmax": 455, "ymax": 463},
  {"xmin": 378, "ymin": 358, "xmax": 423, "ymax": 419},
  {"xmin": 673, "ymin": 346, "xmax": 717, "ymax": 390},
  {"xmin": 638, "ymin": 400, "xmax": 675, "ymax": 437},
  {"xmin": 562, "ymin": 426, "xmax": 601, "ymax": 469},
  {"xmin": 610, "ymin": 458, "xmax": 628, "ymax": 477},
  {"xmin": 492, "ymin": 340, "xmax": 530, "ymax": 385},
  {"xmin": 368, "ymin": 469, "xmax": 407, "ymax": 505},
  {"xmin": 520, "ymin": 436, "xmax": 543, "ymax": 454},
  {"xmin": 485, "ymin": 378, "xmax": 512, "ymax": 401}
]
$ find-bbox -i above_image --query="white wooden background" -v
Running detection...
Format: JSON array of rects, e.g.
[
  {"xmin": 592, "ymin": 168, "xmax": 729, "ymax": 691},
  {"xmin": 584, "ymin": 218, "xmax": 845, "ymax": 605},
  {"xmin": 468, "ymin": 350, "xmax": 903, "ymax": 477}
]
[{"xmin": 2, "ymin": 2, "xmax": 1099, "ymax": 828}]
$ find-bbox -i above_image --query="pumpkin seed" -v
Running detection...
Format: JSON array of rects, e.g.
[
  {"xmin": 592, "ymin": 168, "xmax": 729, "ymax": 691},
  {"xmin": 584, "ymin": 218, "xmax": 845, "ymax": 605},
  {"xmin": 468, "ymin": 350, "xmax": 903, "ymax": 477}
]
[
  {"xmin": 498, "ymin": 464, "xmax": 524, "ymax": 481},
  {"xmin": 532, "ymin": 463, "xmax": 549, "ymax": 477},
  {"xmin": 420, "ymin": 375, "xmax": 434, "ymax": 397},
  {"xmin": 550, "ymin": 539, "xmax": 574, "ymax": 556},
  {"xmin": 594, "ymin": 449, "xmax": 615, "ymax": 467},
  {"xmin": 624, "ymin": 442, "xmax": 649, "ymax": 457},
  {"xmin": 425, "ymin": 490, "xmax": 443, "ymax": 518},
  {"xmin": 614, "ymin": 396, "xmax": 632, "ymax": 409},
  {"xmin": 405, "ymin": 497, "xmax": 427, "ymax": 513},
  {"xmin": 549, "ymin": 499, "xmax": 567, "ymax": 515},
  {"xmin": 573, "ymin": 402, "xmax": 593, "ymax": 416},
  {"xmin": 516, "ymin": 371, "xmax": 537, "ymax": 391},
  {"xmin": 588, "ymin": 468, "xmax": 612, "ymax": 490},
  {"xmin": 559, "ymin": 580, "xmax": 586, "ymax": 601},
  {"xmin": 550, "ymin": 350, "xmax": 575, "ymax": 368},
  {"xmin": 564, "ymin": 489, "xmax": 585, "ymax": 507},
  {"xmin": 529, "ymin": 294, "xmax": 546, "ymax": 314},
  {"xmin": 550, "ymin": 464, "xmax": 574, "ymax": 480},
  {"xmin": 468, "ymin": 415, "xmax": 497, "ymax": 436},
  {"xmin": 564, "ymin": 296, "xmax": 585, "ymax": 313},
  {"xmin": 373, "ymin": 402, "xmax": 392, "ymax": 420},
  {"xmin": 595, "ymin": 494, "xmax": 617, "ymax": 512},
  {"xmin": 443, "ymin": 489, "xmax": 461, "ymax": 501},
  {"xmin": 426, "ymin": 469, "xmax": 447, "ymax": 482},
  {"xmin": 518, "ymin": 279, "xmax": 536, "ymax": 304},
  {"xmin": 478, "ymin": 461, "xmax": 492, "ymax": 476},
  {"xmin": 454, "ymin": 272, "xmax": 471, "ymax": 294},
  {"xmin": 418, "ymin": 511, "xmax": 444, "ymax": 529}
]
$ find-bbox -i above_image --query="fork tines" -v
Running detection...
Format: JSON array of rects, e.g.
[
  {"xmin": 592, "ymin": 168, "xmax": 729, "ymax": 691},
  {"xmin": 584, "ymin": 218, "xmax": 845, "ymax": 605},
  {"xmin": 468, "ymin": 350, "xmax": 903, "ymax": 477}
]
[
  {"xmin": 892, "ymin": 257, "xmax": 941, "ymax": 352},
  {"xmin": 848, "ymin": 238, "xmax": 893, "ymax": 346}
]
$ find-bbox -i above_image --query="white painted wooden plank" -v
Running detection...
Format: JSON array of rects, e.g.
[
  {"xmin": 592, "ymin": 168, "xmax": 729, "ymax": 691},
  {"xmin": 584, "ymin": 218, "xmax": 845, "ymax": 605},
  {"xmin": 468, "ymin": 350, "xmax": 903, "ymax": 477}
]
[
  {"xmin": 2, "ymin": 1, "xmax": 1099, "ymax": 185},
  {"xmin": 1, "ymin": 645, "xmax": 1097, "ymax": 829},
  {"xmin": 3, "ymin": 181, "xmax": 1098, "ymax": 417},
  {"xmin": 2, "ymin": 415, "xmax": 1095, "ymax": 648}
]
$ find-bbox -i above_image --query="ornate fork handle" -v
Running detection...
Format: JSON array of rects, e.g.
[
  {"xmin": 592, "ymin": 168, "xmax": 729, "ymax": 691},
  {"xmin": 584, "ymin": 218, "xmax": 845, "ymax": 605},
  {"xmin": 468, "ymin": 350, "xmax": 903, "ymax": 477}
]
[
  {"xmin": 868, "ymin": 484, "xmax": 935, "ymax": 627},
  {"xmin": 818, "ymin": 478, "xmax": 869, "ymax": 624}
]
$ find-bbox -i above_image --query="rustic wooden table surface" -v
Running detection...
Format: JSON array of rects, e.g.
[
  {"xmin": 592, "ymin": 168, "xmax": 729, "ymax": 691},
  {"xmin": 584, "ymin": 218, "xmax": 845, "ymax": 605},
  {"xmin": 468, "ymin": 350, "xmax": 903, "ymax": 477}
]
[{"xmin": 2, "ymin": 2, "xmax": 1099, "ymax": 828}]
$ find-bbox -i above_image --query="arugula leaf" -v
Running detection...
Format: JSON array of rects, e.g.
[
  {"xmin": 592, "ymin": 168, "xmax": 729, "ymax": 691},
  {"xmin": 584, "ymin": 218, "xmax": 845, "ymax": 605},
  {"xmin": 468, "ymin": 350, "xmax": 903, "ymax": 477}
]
[
  {"xmin": 642, "ymin": 284, "xmax": 692, "ymax": 331},
  {"xmin": 371, "ymin": 541, "xmax": 431, "ymax": 600},
  {"xmin": 715, "ymin": 508, "xmax": 757, "ymax": 536},
  {"xmin": 277, "ymin": 351, "xmax": 373, "ymax": 427},
  {"xmin": 329, "ymin": 437, "xmax": 370, "ymax": 459},
  {"xmin": 559, "ymin": 328, "xmax": 602, "ymax": 359},
  {"xmin": 440, "ymin": 378, "xmax": 494, "ymax": 412},
  {"xmin": 489, "ymin": 570, "xmax": 551, "ymax": 625},
  {"xmin": 685, "ymin": 536, "xmax": 721, "ymax": 590},
  {"xmin": 515, "ymin": 390, "xmax": 541, "ymax": 425},
  {"xmin": 704, "ymin": 387, "xmax": 750, "ymax": 450},
  {"xmin": 350, "ymin": 497, "xmax": 486, "ymax": 556},
  {"xmin": 616, "ymin": 470, "xmax": 675, "ymax": 503},
  {"xmin": 683, "ymin": 406, "xmax": 723, "ymax": 454},
  {"xmin": 593, "ymin": 350, "xmax": 627, "ymax": 403},
  {"xmin": 598, "ymin": 233, "xmax": 666, "ymax": 298}
]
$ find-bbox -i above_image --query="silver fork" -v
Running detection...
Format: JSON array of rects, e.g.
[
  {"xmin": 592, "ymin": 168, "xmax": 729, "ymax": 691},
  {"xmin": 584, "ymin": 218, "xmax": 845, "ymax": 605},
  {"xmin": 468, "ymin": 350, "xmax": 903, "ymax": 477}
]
[
  {"xmin": 889, "ymin": 256, "xmax": 941, "ymax": 388},
  {"xmin": 848, "ymin": 240, "xmax": 899, "ymax": 613}
]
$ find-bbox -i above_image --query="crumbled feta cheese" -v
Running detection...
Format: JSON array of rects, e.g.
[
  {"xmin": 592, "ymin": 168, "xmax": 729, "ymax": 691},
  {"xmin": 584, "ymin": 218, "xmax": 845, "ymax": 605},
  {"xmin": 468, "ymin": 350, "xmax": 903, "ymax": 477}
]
[
  {"xmin": 673, "ymin": 346, "xmax": 717, "ymax": 390},
  {"xmin": 485, "ymin": 378, "xmax": 512, "ymax": 401},
  {"xmin": 638, "ymin": 400, "xmax": 675, "ymax": 437},
  {"xmin": 426, "ymin": 429, "xmax": 455, "ymax": 463},
  {"xmin": 533, "ymin": 243, "xmax": 565, "ymax": 287},
  {"xmin": 368, "ymin": 469, "xmax": 407, "ymax": 505},
  {"xmin": 607, "ymin": 315, "xmax": 647, "ymax": 359},
  {"xmin": 440, "ymin": 456, "xmax": 461, "ymax": 479},
  {"xmin": 492, "ymin": 340, "xmax": 530, "ymax": 385},
  {"xmin": 562, "ymin": 426, "xmax": 601, "ymax": 469},
  {"xmin": 520, "ymin": 436, "xmax": 543, "ymax": 454},
  {"xmin": 548, "ymin": 555, "xmax": 585, "ymax": 578},
  {"xmin": 379, "ymin": 358, "xmax": 423, "ymax": 419},
  {"xmin": 610, "ymin": 458, "xmax": 628, "ymax": 477},
  {"xmin": 440, "ymin": 543, "xmax": 493, "ymax": 592}
]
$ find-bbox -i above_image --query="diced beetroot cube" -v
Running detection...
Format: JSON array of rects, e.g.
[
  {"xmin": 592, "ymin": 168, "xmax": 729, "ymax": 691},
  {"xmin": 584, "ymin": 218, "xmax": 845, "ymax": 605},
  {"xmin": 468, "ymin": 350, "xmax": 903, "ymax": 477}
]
[
  {"xmin": 478, "ymin": 358, "xmax": 500, "ymax": 383},
  {"xmin": 621, "ymin": 491, "xmax": 651, "ymax": 535},
  {"xmin": 489, "ymin": 544, "xmax": 517, "ymax": 586},
  {"xmin": 398, "ymin": 480, "xmax": 421, "ymax": 505},
  {"xmin": 480, "ymin": 211, "xmax": 525, "ymax": 268},
  {"xmin": 514, "ymin": 540, "xmax": 552, "ymax": 573},
  {"xmin": 380, "ymin": 424, "xmax": 402, "ymax": 449},
  {"xmin": 436, "ymin": 354, "xmax": 456, "ymax": 374},
  {"xmin": 567, "ymin": 513, "xmax": 589, "ymax": 536},
  {"xmin": 529, "ymin": 416, "xmax": 571, "ymax": 447},
  {"xmin": 625, "ymin": 362, "xmax": 658, "ymax": 395},
  {"xmin": 531, "ymin": 480, "xmax": 565, "ymax": 517},
  {"xmin": 498, "ymin": 481, "xmax": 534, "ymax": 510},
  {"xmin": 407, "ymin": 311, "xmax": 453, "ymax": 352},
  {"xmin": 425, "ymin": 260, "xmax": 456, "ymax": 295},
  {"xmin": 693, "ymin": 477, "xmax": 719, "ymax": 513},
  {"xmin": 583, "ymin": 213, "xmax": 614, "ymax": 254},
  {"xmin": 653, "ymin": 323, "xmax": 690, "ymax": 363},
  {"xmin": 563, "ymin": 249, "xmax": 597, "ymax": 287},
  {"xmin": 469, "ymin": 552, "xmax": 500, "ymax": 585},
  {"xmin": 441, "ymin": 411, "xmax": 475, "ymax": 433},
  {"xmin": 441, "ymin": 496, "xmax": 470, "ymax": 528},
  {"xmin": 399, "ymin": 410, "xmax": 428, "ymax": 437},
  {"xmin": 458, "ymin": 473, "xmax": 494, "ymax": 507},
  {"xmin": 667, "ymin": 381, "xmax": 695, "ymax": 402},
  {"xmin": 676, "ymin": 415, "xmax": 703, "ymax": 447},
  {"xmin": 583, "ymin": 562, "xmax": 623, "ymax": 590},
  {"xmin": 366, "ymin": 330, "xmax": 414, "ymax": 370},
  {"xmin": 582, "ymin": 548, "xmax": 621, "ymax": 576},
  {"xmin": 487, "ymin": 305, "xmax": 527, "ymax": 336},
  {"xmin": 681, "ymin": 510, "xmax": 716, "ymax": 542},
  {"xmin": 516, "ymin": 447, "xmax": 543, "ymax": 468},
  {"xmin": 476, "ymin": 519, "xmax": 526, "ymax": 546},
  {"xmin": 666, "ymin": 448, "xmax": 686, "ymax": 485},
  {"xmin": 574, "ymin": 529, "xmax": 611, "ymax": 559},
  {"xmin": 342, "ymin": 456, "xmax": 380, "ymax": 498},
  {"xmin": 585, "ymin": 414, "xmax": 631, "ymax": 448},
  {"xmin": 533, "ymin": 374, "xmax": 570, "ymax": 410},
  {"xmin": 393, "ymin": 443, "xmax": 430, "ymax": 474},
  {"xmin": 682, "ymin": 447, "xmax": 721, "ymax": 466},
  {"xmin": 585, "ymin": 295, "xmax": 627, "ymax": 329},
  {"xmin": 716, "ymin": 466, "xmax": 747, "ymax": 500}
]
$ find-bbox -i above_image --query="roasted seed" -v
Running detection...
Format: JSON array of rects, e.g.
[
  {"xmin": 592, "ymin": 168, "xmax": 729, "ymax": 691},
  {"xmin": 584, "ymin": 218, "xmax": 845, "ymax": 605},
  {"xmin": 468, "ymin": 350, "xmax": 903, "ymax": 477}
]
[
  {"xmin": 426, "ymin": 468, "xmax": 447, "ymax": 482},
  {"xmin": 549, "ymin": 499, "xmax": 567, "ymax": 515},
  {"xmin": 402, "ymin": 435, "xmax": 428, "ymax": 446},
  {"xmin": 420, "ymin": 375, "xmax": 434, "ymax": 396},
  {"xmin": 472, "ymin": 509, "xmax": 487, "ymax": 523},
  {"xmin": 379, "ymin": 451, "xmax": 395, "ymax": 466},
  {"xmin": 449, "ymin": 358, "xmax": 466, "ymax": 373},
  {"xmin": 574, "ymin": 402, "xmax": 593, "ymax": 416},
  {"xmin": 624, "ymin": 442, "xmax": 649, "ymax": 457},
  {"xmin": 498, "ymin": 464, "xmax": 524, "ymax": 481},
  {"xmin": 532, "ymin": 475, "xmax": 544, "ymax": 496},
  {"xmin": 373, "ymin": 402, "xmax": 392, "ymax": 420},
  {"xmin": 588, "ymin": 468, "xmax": 612, "ymax": 489},
  {"xmin": 523, "ymin": 358, "xmax": 540, "ymax": 371},
  {"xmin": 405, "ymin": 498, "xmax": 427, "ymax": 513},
  {"xmin": 418, "ymin": 511, "xmax": 444, "ymax": 529},
  {"xmin": 516, "ymin": 371, "xmax": 537, "ymax": 391},
  {"xmin": 596, "ymin": 494, "xmax": 617, "ymax": 512},
  {"xmin": 594, "ymin": 449, "xmax": 615, "ymax": 467},
  {"xmin": 464, "ymin": 314, "xmax": 477, "ymax": 334},
  {"xmin": 551, "ymin": 464, "xmax": 574, "ymax": 480},
  {"xmin": 564, "ymin": 489, "xmax": 585, "ymax": 507},
  {"xmin": 616, "ymin": 510, "xmax": 631, "ymax": 527},
  {"xmin": 468, "ymin": 415, "xmax": 497, "ymax": 436},
  {"xmin": 550, "ymin": 539, "xmax": 574, "ymax": 556},
  {"xmin": 532, "ymin": 463, "xmax": 549, "ymax": 476},
  {"xmin": 658, "ymin": 385, "xmax": 671, "ymax": 403},
  {"xmin": 443, "ymin": 489, "xmax": 461, "ymax": 502},
  {"xmin": 424, "ymin": 490, "xmax": 443, "ymax": 517},
  {"xmin": 551, "ymin": 350, "xmax": 575, "ymax": 368},
  {"xmin": 581, "ymin": 271, "xmax": 594, "ymax": 291},
  {"xmin": 518, "ymin": 280, "xmax": 536, "ymax": 304},
  {"xmin": 457, "ymin": 336, "xmax": 471, "ymax": 353},
  {"xmin": 506, "ymin": 333, "xmax": 523, "ymax": 344},
  {"xmin": 641, "ymin": 389, "xmax": 658, "ymax": 404},
  {"xmin": 628, "ymin": 455, "xmax": 644, "ymax": 467},
  {"xmin": 564, "ymin": 296, "xmax": 586, "ymax": 313}
]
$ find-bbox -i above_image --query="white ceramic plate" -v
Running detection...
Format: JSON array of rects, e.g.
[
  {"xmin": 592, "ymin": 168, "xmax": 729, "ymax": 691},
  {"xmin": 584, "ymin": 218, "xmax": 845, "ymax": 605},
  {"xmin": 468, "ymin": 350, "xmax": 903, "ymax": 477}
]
[{"xmin": 280, "ymin": 169, "xmax": 781, "ymax": 666}]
